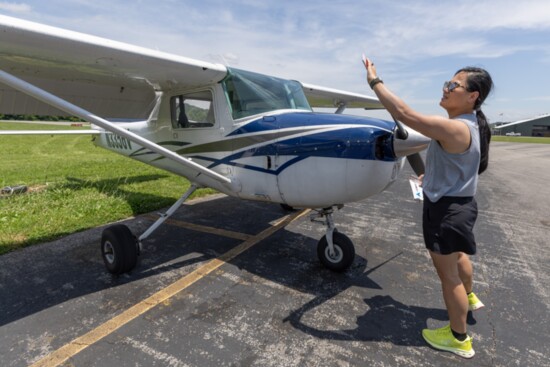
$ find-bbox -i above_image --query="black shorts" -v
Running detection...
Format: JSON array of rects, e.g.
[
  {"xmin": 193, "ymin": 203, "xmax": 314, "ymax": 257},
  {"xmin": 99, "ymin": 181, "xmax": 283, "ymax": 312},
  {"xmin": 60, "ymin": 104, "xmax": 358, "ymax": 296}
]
[{"xmin": 422, "ymin": 195, "xmax": 478, "ymax": 255}]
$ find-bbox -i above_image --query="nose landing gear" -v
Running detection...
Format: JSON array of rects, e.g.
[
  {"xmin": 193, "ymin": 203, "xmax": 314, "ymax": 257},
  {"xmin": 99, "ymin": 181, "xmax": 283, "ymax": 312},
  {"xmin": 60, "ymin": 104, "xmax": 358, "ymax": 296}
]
[{"xmin": 311, "ymin": 206, "xmax": 355, "ymax": 272}]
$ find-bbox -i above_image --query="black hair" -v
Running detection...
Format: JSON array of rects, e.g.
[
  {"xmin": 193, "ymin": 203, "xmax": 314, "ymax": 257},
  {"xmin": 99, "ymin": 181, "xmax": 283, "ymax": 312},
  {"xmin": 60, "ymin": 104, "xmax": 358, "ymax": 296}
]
[{"xmin": 456, "ymin": 67, "xmax": 494, "ymax": 174}]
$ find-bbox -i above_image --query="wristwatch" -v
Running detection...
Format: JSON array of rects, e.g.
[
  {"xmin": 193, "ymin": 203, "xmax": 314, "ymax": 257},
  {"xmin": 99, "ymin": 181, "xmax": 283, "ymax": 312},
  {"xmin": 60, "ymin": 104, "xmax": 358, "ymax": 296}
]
[{"xmin": 369, "ymin": 77, "xmax": 383, "ymax": 89}]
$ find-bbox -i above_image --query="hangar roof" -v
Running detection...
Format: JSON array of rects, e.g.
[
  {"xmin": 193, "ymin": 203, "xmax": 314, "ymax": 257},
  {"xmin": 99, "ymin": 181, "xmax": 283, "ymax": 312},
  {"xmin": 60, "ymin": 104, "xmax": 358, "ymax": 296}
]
[{"xmin": 494, "ymin": 114, "xmax": 550, "ymax": 129}]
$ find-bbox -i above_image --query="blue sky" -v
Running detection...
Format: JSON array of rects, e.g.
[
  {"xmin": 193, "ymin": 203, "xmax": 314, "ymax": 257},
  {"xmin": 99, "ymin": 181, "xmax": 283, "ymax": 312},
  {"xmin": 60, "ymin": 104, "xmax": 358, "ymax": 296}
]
[{"xmin": 2, "ymin": 0, "xmax": 550, "ymax": 122}]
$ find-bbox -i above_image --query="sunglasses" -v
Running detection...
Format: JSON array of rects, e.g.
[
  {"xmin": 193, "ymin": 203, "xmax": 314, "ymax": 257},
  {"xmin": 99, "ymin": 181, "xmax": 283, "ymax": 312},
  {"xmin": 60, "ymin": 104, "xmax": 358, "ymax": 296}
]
[{"xmin": 443, "ymin": 81, "xmax": 466, "ymax": 92}]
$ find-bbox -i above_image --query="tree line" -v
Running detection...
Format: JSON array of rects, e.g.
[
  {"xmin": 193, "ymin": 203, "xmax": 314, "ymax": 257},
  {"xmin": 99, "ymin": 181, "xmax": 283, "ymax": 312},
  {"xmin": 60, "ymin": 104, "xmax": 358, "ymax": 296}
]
[{"xmin": 0, "ymin": 114, "xmax": 85, "ymax": 122}]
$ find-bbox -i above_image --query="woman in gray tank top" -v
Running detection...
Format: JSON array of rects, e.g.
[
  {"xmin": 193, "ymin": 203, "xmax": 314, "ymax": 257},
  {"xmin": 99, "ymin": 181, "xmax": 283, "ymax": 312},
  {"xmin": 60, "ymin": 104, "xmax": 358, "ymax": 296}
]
[{"xmin": 362, "ymin": 56, "xmax": 493, "ymax": 359}]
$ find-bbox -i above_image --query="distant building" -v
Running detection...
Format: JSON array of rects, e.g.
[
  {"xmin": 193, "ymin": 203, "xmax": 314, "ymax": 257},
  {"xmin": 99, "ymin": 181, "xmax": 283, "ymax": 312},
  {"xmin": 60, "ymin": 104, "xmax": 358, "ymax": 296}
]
[{"xmin": 492, "ymin": 114, "xmax": 550, "ymax": 137}]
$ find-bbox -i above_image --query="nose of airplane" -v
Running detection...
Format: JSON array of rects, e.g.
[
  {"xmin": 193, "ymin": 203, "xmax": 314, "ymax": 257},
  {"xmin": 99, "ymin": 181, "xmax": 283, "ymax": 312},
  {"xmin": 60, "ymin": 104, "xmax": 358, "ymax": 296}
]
[
  {"xmin": 392, "ymin": 125, "xmax": 431, "ymax": 157},
  {"xmin": 392, "ymin": 123, "xmax": 431, "ymax": 176}
]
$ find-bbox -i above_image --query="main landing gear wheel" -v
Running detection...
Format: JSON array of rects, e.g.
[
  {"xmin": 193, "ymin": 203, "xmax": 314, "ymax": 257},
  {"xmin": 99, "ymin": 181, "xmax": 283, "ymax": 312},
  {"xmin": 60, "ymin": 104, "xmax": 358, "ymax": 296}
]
[
  {"xmin": 317, "ymin": 231, "xmax": 355, "ymax": 272},
  {"xmin": 101, "ymin": 224, "xmax": 138, "ymax": 275}
]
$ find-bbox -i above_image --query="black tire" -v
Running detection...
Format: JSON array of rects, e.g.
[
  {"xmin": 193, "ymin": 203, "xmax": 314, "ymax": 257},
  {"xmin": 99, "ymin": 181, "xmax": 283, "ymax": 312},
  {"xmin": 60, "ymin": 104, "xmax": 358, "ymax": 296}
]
[
  {"xmin": 317, "ymin": 232, "xmax": 355, "ymax": 272},
  {"xmin": 101, "ymin": 224, "xmax": 138, "ymax": 274}
]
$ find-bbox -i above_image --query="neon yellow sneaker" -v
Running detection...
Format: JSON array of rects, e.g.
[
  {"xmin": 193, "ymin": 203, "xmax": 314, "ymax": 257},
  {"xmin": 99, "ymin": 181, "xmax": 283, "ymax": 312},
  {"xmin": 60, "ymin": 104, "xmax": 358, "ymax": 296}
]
[
  {"xmin": 468, "ymin": 292, "xmax": 485, "ymax": 311},
  {"xmin": 422, "ymin": 324, "xmax": 475, "ymax": 359}
]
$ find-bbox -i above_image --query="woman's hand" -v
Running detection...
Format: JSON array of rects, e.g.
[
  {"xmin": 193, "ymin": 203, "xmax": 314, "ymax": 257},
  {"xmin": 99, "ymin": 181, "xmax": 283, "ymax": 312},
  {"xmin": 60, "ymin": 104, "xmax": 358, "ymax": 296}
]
[{"xmin": 362, "ymin": 55, "xmax": 378, "ymax": 84}]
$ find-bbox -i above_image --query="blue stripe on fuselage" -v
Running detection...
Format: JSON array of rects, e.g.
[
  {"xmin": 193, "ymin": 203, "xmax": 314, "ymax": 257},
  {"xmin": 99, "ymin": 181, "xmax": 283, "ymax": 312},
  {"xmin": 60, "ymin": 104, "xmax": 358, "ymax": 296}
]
[
  {"xmin": 275, "ymin": 127, "xmax": 391, "ymax": 160},
  {"xmin": 198, "ymin": 113, "xmax": 396, "ymax": 174},
  {"xmin": 227, "ymin": 112, "xmax": 395, "ymax": 136}
]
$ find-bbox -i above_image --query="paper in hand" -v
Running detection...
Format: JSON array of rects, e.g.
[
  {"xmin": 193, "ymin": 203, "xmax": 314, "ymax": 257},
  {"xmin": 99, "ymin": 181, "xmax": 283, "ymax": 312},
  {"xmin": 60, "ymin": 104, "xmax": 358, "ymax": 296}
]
[{"xmin": 409, "ymin": 177, "xmax": 423, "ymax": 201}]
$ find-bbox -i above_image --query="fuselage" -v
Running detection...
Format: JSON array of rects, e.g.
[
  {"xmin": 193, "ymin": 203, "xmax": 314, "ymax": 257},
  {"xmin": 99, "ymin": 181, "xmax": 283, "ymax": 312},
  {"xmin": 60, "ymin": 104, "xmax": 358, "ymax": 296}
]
[{"xmin": 94, "ymin": 110, "xmax": 404, "ymax": 208}]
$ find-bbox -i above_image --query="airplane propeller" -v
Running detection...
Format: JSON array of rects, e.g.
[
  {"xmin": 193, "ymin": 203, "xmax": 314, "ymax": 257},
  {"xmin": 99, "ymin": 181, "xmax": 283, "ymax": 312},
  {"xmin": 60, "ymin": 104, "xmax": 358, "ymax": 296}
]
[{"xmin": 392, "ymin": 117, "xmax": 426, "ymax": 177}]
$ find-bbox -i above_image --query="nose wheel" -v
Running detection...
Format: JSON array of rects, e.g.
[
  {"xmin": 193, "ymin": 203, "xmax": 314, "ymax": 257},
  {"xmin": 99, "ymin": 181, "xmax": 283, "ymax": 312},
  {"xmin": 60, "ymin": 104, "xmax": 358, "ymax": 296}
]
[
  {"xmin": 317, "ymin": 231, "xmax": 355, "ymax": 272},
  {"xmin": 312, "ymin": 206, "xmax": 355, "ymax": 272}
]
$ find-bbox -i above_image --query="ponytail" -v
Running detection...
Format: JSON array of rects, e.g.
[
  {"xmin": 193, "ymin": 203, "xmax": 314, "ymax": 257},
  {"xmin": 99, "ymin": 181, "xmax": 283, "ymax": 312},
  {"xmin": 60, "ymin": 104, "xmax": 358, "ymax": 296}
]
[
  {"xmin": 476, "ymin": 109, "xmax": 491, "ymax": 174},
  {"xmin": 455, "ymin": 66, "xmax": 494, "ymax": 175}
]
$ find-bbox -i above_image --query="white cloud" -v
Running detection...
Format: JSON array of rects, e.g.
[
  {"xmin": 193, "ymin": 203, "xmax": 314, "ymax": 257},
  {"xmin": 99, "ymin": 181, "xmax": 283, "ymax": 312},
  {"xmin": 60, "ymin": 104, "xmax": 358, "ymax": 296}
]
[
  {"xmin": 526, "ymin": 96, "xmax": 550, "ymax": 102},
  {"xmin": 348, "ymin": 0, "xmax": 550, "ymax": 61},
  {"xmin": 0, "ymin": 2, "xmax": 31, "ymax": 13},
  {"xmin": 379, "ymin": 1, "xmax": 550, "ymax": 33},
  {"xmin": 458, "ymin": 0, "xmax": 550, "ymax": 31}
]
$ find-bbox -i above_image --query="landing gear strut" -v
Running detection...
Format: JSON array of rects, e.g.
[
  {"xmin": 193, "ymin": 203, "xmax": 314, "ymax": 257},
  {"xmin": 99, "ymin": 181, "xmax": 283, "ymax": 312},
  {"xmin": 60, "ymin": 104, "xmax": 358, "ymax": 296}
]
[
  {"xmin": 100, "ymin": 184, "xmax": 198, "ymax": 274},
  {"xmin": 311, "ymin": 206, "xmax": 355, "ymax": 272}
]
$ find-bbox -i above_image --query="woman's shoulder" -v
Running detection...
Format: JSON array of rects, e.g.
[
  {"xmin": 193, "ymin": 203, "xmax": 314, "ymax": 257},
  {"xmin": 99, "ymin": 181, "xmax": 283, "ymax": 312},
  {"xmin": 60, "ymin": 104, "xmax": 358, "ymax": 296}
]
[{"xmin": 454, "ymin": 113, "xmax": 477, "ymax": 125}]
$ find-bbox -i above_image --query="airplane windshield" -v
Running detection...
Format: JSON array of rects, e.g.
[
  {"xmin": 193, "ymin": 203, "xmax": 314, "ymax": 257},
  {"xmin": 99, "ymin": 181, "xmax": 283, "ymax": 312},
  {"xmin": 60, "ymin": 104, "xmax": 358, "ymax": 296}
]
[{"xmin": 222, "ymin": 68, "xmax": 312, "ymax": 120}]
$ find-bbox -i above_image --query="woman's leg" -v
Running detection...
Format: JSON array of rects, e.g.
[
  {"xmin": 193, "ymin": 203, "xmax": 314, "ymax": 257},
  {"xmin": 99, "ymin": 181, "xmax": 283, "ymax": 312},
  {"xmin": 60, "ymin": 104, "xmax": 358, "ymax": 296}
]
[
  {"xmin": 457, "ymin": 252, "xmax": 473, "ymax": 293},
  {"xmin": 429, "ymin": 250, "xmax": 469, "ymax": 334}
]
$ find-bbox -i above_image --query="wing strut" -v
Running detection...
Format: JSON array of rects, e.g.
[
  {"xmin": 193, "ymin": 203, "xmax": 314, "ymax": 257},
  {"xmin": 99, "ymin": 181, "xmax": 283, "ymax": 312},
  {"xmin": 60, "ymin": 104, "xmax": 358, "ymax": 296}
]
[{"xmin": 0, "ymin": 70, "xmax": 231, "ymax": 185}]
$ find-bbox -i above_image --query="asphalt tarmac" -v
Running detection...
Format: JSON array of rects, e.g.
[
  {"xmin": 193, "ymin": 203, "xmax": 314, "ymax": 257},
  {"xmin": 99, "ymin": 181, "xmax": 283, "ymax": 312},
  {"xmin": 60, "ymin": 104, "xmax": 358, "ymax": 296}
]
[{"xmin": 1, "ymin": 142, "xmax": 549, "ymax": 367}]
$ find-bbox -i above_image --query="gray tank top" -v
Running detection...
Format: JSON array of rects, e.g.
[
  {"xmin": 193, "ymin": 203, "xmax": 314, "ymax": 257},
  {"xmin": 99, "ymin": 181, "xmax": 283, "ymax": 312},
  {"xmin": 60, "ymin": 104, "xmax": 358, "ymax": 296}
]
[{"xmin": 422, "ymin": 113, "xmax": 480, "ymax": 202}]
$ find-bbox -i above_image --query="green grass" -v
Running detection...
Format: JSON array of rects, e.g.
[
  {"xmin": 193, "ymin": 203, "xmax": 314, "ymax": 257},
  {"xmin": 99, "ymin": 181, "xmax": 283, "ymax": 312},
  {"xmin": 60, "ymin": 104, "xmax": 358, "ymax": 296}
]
[
  {"xmin": 0, "ymin": 122, "xmax": 216, "ymax": 255},
  {"xmin": 492, "ymin": 135, "xmax": 550, "ymax": 144}
]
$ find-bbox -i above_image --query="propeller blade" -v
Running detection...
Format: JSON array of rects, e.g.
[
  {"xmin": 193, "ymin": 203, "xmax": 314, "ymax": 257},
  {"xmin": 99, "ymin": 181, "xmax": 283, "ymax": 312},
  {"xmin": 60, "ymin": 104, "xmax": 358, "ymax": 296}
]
[
  {"xmin": 392, "ymin": 117, "xmax": 408, "ymax": 140},
  {"xmin": 389, "ymin": 115, "xmax": 429, "ymax": 176},
  {"xmin": 407, "ymin": 153, "xmax": 425, "ymax": 176}
]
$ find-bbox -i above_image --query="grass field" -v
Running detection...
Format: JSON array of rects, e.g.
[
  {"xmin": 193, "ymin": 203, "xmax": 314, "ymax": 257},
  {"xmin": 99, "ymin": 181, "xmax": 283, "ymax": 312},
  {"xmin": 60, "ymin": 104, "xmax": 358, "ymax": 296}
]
[
  {"xmin": 0, "ymin": 122, "xmax": 215, "ymax": 255},
  {"xmin": 492, "ymin": 135, "xmax": 550, "ymax": 144}
]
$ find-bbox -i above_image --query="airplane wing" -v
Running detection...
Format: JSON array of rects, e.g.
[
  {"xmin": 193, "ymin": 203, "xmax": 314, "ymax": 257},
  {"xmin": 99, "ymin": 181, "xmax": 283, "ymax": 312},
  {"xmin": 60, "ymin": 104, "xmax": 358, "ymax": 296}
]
[
  {"xmin": 1, "ymin": 15, "xmax": 383, "ymax": 118},
  {"xmin": 301, "ymin": 83, "xmax": 384, "ymax": 110},
  {"xmin": 0, "ymin": 15, "xmax": 228, "ymax": 119}
]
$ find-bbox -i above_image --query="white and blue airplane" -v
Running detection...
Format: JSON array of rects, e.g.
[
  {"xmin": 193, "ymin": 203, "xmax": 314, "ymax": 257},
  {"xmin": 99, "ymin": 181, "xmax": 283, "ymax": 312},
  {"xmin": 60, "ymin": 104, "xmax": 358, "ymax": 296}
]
[{"xmin": 0, "ymin": 15, "xmax": 429, "ymax": 275}]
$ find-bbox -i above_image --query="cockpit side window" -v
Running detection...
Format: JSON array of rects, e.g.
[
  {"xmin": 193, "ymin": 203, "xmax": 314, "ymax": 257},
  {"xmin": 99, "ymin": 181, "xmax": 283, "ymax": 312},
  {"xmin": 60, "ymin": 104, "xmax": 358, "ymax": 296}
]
[{"xmin": 170, "ymin": 90, "xmax": 215, "ymax": 129}]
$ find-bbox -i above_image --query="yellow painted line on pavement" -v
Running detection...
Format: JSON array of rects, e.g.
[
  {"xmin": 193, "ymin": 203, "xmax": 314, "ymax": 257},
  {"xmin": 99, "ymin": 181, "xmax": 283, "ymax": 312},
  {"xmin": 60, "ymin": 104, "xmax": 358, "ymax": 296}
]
[
  {"xmin": 30, "ymin": 209, "xmax": 310, "ymax": 367},
  {"xmin": 144, "ymin": 214, "xmax": 252, "ymax": 241}
]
